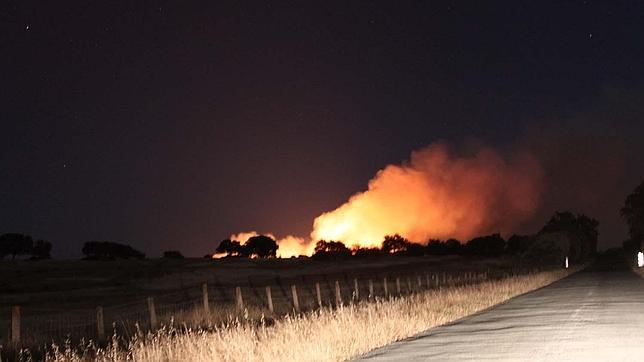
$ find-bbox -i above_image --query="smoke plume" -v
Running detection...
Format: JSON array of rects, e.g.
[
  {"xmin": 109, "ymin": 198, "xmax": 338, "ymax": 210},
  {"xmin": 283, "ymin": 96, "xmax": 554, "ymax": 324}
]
[
  {"xmin": 233, "ymin": 142, "xmax": 543, "ymax": 256},
  {"xmin": 310, "ymin": 142, "xmax": 542, "ymax": 248}
]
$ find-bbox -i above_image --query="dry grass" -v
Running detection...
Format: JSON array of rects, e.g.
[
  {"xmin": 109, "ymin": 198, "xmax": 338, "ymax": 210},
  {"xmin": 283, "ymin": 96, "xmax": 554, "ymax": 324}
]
[{"xmin": 30, "ymin": 268, "xmax": 574, "ymax": 362}]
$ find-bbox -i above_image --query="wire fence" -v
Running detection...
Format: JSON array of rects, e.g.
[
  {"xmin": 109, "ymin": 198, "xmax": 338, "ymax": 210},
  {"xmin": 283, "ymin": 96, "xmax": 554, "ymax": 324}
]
[{"xmin": 0, "ymin": 264, "xmax": 544, "ymax": 352}]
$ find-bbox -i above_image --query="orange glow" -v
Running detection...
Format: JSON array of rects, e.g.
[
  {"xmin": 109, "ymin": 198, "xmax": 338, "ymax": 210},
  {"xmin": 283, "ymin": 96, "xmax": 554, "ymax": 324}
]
[
  {"xmin": 226, "ymin": 231, "xmax": 312, "ymax": 258},
  {"xmin": 230, "ymin": 143, "xmax": 542, "ymax": 257}
]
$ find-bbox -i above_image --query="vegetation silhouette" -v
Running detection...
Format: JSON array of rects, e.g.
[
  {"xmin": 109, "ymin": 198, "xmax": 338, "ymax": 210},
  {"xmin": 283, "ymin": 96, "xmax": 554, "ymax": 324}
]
[
  {"xmin": 537, "ymin": 211, "xmax": 598, "ymax": 262},
  {"xmin": 208, "ymin": 211, "xmax": 597, "ymax": 263},
  {"xmin": 81, "ymin": 241, "xmax": 145, "ymax": 260},
  {"xmin": 245, "ymin": 235, "xmax": 279, "ymax": 258},
  {"xmin": 0, "ymin": 233, "xmax": 53, "ymax": 260},
  {"xmin": 215, "ymin": 239, "xmax": 243, "ymax": 256},
  {"xmin": 0, "ymin": 233, "xmax": 33, "ymax": 260},
  {"xmin": 351, "ymin": 247, "xmax": 385, "ymax": 258},
  {"xmin": 313, "ymin": 240, "xmax": 351, "ymax": 259},
  {"xmin": 622, "ymin": 180, "xmax": 644, "ymax": 253},
  {"xmin": 31, "ymin": 239, "xmax": 52, "ymax": 259},
  {"xmin": 464, "ymin": 234, "xmax": 505, "ymax": 256},
  {"xmin": 163, "ymin": 250, "xmax": 184, "ymax": 259},
  {"xmin": 382, "ymin": 234, "xmax": 411, "ymax": 254},
  {"xmin": 506, "ymin": 234, "xmax": 534, "ymax": 256},
  {"xmin": 215, "ymin": 234, "xmax": 278, "ymax": 258},
  {"xmin": 426, "ymin": 238, "xmax": 463, "ymax": 255}
]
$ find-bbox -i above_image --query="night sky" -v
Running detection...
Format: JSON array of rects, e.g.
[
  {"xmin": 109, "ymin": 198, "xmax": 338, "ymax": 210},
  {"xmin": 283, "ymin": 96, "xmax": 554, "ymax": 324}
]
[{"xmin": 2, "ymin": 1, "xmax": 644, "ymax": 257}]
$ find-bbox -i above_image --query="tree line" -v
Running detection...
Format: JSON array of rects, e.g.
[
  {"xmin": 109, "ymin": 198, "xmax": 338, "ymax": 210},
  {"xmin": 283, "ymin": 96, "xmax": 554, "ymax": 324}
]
[
  {"xmin": 4, "ymin": 179, "xmax": 644, "ymax": 261},
  {"xmin": 621, "ymin": 180, "xmax": 644, "ymax": 253},
  {"xmin": 215, "ymin": 235, "xmax": 278, "ymax": 258},
  {"xmin": 309, "ymin": 210, "xmax": 598, "ymax": 263},
  {"xmin": 213, "ymin": 210, "xmax": 600, "ymax": 264},
  {"xmin": 0, "ymin": 233, "xmax": 52, "ymax": 260}
]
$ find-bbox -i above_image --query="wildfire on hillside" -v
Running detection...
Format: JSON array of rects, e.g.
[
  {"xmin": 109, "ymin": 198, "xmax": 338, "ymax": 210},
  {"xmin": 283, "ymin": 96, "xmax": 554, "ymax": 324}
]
[{"xmin": 224, "ymin": 142, "xmax": 543, "ymax": 258}]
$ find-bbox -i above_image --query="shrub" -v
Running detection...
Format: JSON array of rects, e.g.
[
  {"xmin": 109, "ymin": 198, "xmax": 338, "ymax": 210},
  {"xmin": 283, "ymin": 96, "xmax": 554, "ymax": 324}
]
[
  {"xmin": 313, "ymin": 240, "xmax": 351, "ymax": 259},
  {"xmin": 82, "ymin": 241, "xmax": 145, "ymax": 260},
  {"xmin": 464, "ymin": 234, "xmax": 505, "ymax": 256},
  {"xmin": 163, "ymin": 250, "xmax": 184, "ymax": 259}
]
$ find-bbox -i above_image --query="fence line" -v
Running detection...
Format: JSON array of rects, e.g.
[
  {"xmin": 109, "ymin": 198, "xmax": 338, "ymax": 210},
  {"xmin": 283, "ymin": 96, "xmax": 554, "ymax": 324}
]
[{"xmin": 2, "ymin": 265, "xmax": 545, "ymax": 350}]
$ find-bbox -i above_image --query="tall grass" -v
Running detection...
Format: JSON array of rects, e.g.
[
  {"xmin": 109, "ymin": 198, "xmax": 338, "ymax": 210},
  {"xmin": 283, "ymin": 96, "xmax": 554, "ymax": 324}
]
[{"xmin": 27, "ymin": 269, "xmax": 572, "ymax": 362}]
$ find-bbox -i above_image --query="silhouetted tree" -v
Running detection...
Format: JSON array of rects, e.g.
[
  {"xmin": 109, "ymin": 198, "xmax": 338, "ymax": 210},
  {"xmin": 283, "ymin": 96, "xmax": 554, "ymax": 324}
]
[
  {"xmin": 530, "ymin": 231, "xmax": 571, "ymax": 262},
  {"xmin": 505, "ymin": 234, "xmax": 534, "ymax": 255},
  {"xmin": 424, "ymin": 238, "xmax": 463, "ymax": 255},
  {"xmin": 621, "ymin": 181, "xmax": 644, "ymax": 251},
  {"xmin": 576, "ymin": 214, "xmax": 599, "ymax": 258},
  {"xmin": 382, "ymin": 234, "xmax": 411, "ymax": 254},
  {"xmin": 215, "ymin": 239, "xmax": 242, "ymax": 256},
  {"xmin": 405, "ymin": 243, "xmax": 426, "ymax": 256},
  {"xmin": 538, "ymin": 211, "xmax": 598, "ymax": 261},
  {"xmin": 31, "ymin": 239, "xmax": 52, "ymax": 259},
  {"xmin": 445, "ymin": 238, "xmax": 463, "ymax": 254},
  {"xmin": 163, "ymin": 250, "xmax": 184, "ymax": 259},
  {"xmin": 464, "ymin": 234, "xmax": 505, "ymax": 256},
  {"xmin": 313, "ymin": 240, "xmax": 351, "ymax": 259},
  {"xmin": 82, "ymin": 241, "xmax": 145, "ymax": 260},
  {"xmin": 425, "ymin": 239, "xmax": 446, "ymax": 255},
  {"xmin": 244, "ymin": 235, "xmax": 278, "ymax": 258},
  {"xmin": 0, "ymin": 233, "xmax": 33, "ymax": 260},
  {"xmin": 623, "ymin": 238, "xmax": 640, "ymax": 254}
]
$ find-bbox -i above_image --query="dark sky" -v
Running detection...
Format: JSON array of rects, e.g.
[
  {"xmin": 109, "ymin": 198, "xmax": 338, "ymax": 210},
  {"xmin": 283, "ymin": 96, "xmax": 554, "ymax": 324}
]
[{"xmin": 2, "ymin": 1, "xmax": 644, "ymax": 257}]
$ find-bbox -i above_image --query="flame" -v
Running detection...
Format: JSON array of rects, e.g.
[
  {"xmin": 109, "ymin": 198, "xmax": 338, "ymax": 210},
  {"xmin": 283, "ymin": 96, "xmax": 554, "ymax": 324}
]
[
  {"xmin": 227, "ymin": 231, "xmax": 312, "ymax": 258},
  {"xmin": 230, "ymin": 142, "xmax": 542, "ymax": 257}
]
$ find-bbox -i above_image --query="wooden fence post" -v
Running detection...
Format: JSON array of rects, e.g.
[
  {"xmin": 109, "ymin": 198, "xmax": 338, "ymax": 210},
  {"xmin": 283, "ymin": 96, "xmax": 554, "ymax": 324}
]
[
  {"xmin": 291, "ymin": 285, "xmax": 300, "ymax": 312},
  {"xmin": 406, "ymin": 277, "xmax": 412, "ymax": 293},
  {"xmin": 96, "ymin": 306, "xmax": 105, "ymax": 341},
  {"xmin": 335, "ymin": 280, "xmax": 342, "ymax": 306},
  {"xmin": 383, "ymin": 277, "xmax": 388, "ymax": 296},
  {"xmin": 235, "ymin": 286, "xmax": 244, "ymax": 310},
  {"xmin": 147, "ymin": 297, "xmax": 157, "ymax": 330},
  {"xmin": 353, "ymin": 278, "xmax": 359, "ymax": 300},
  {"xmin": 396, "ymin": 277, "xmax": 401, "ymax": 295},
  {"xmin": 435, "ymin": 273, "xmax": 439, "ymax": 288},
  {"xmin": 417, "ymin": 275, "xmax": 422, "ymax": 289},
  {"xmin": 315, "ymin": 282, "xmax": 323, "ymax": 308},
  {"xmin": 368, "ymin": 279, "xmax": 374, "ymax": 298},
  {"xmin": 266, "ymin": 286, "xmax": 274, "ymax": 313},
  {"xmin": 202, "ymin": 283, "xmax": 210, "ymax": 315},
  {"xmin": 11, "ymin": 306, "xmax": 20, "ymax": 345}
]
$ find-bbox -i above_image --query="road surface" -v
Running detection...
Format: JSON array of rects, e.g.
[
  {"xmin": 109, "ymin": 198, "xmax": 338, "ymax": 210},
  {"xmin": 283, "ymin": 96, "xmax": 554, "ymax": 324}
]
[{"xmin": 357, "ymin": 255, "xmax": 644, "ymax": 361}]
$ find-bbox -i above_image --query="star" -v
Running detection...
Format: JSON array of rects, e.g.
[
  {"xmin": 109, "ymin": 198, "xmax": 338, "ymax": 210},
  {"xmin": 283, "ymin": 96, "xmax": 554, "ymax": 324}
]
[{"xmin": 25, "ymin": 25, "xmax": 30, "ymax": 31}]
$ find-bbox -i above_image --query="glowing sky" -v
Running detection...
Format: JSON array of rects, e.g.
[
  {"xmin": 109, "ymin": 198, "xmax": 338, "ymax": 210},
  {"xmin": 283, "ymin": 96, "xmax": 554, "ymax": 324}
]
[{"xmin": 2, "ymin": 2, "xmax": 644, "ymax": 257}]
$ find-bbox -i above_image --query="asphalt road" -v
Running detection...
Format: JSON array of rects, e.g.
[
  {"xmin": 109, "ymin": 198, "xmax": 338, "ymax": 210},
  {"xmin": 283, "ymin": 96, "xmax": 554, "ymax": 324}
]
[{"xmin": 357, "ymin": 255, "xmax": 644, "ymax": 361}]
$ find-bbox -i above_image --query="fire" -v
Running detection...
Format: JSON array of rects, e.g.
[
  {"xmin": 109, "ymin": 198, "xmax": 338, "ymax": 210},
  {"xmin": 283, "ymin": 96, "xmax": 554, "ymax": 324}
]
[
  {"xmin": 229, "ymin": 142, "xmax": 543, "ymax": 257},
  {"xmin": 225, "ymin": 231, "xmax": 311, "ymax": 258}
]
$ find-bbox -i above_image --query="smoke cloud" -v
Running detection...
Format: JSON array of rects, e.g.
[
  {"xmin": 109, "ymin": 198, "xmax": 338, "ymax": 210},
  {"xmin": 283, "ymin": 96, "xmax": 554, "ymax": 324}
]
[
  {"xmin": 310, "ymin": 142, "xmax": 543, "ymax": 248},
  {"xmin": 232, "ymin": 142, "xmax": 543, "ymax": 256}
]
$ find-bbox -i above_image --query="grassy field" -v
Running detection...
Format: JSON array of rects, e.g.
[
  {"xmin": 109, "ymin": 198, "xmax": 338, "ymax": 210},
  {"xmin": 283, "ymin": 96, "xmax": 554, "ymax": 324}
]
[
  {"xmin": 0, "ymin": 255, "xmax": 523, "ymax": 315},
  {"xmin": 0, "ymin": 255, "xmax": 554, "ymax": 360},
  {"xmin": 38, "ymin": 268, "xmax": 574, "ymax": 362}
]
